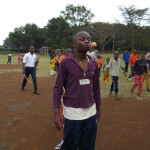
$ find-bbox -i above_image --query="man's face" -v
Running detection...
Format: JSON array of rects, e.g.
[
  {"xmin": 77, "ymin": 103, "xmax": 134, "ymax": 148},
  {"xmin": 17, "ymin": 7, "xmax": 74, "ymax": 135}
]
[
  {"xmin": 133, "ymin": 50, "xmax": 136, "ymax": 54},
  {"xmin": 106, "ymin": 58, "xmax": 110, "ymax": 63},
  {"xmin": 30, "ymin": 47, "xmax": 35, "ymax": 53},
  {"xmin": 140, "ymin": 54, "xmax": 145, "ymax": 60},
  {"xmin": 125, "ymin": 49, "xmax": 128, "ymax": 53},
  {"xmin": 74, "ymin": 33, "xmax": 91, "ymax": 53},
  {"xmin": 114, "ymin": 52, "xmax": 119, "ymax": 59}
]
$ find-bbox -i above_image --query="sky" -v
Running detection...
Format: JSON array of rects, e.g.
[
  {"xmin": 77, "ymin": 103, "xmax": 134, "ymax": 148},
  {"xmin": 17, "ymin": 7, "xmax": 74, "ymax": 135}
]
[{"xmin": 0, "ymin": 0, "xmax": 150, "ymax": 45}]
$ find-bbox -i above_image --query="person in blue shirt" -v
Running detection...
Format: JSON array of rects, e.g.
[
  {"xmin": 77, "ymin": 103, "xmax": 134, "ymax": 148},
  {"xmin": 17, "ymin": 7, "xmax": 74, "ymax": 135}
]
[{"xmin": 123, "ymin": 49, "xmax": 130, "ymax": 72}]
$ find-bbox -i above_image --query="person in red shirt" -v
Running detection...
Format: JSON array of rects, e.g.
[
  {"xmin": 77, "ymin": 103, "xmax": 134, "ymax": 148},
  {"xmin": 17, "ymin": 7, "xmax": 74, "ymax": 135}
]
[
  {"xmin": 59, "ymin": 48, "xmax": 72, "ymax": 64},
  {"xmin": 128, "ymin": 49, "xmax": 137, "ymax": 80}
]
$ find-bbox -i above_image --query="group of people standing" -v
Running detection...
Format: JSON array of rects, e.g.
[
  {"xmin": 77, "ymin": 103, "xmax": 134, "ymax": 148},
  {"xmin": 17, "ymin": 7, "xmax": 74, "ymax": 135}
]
[
  {"xmin": 13, "ymin": 30, "xmax": 149, "ymax": 150},
  {"xmin": 50, "ymin": 48, "xmax": 72, "ymax": 76},
  {"xmin": 123, "ymin": 49, "xmax": 150, "ymax": 94}
]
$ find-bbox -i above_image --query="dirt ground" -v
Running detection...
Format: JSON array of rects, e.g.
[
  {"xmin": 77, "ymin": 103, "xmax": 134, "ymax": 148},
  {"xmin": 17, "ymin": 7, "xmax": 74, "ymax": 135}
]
[{"xmin": 0, "ymin": 64, "xmax": 150, "ymax": 150}]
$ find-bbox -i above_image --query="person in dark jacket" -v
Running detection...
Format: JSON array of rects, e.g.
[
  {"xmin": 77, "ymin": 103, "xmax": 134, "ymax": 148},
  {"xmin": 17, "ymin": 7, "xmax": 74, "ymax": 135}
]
[{"xmin": 131, "ymin": 54, "xmax": 149, "ymax": 96}]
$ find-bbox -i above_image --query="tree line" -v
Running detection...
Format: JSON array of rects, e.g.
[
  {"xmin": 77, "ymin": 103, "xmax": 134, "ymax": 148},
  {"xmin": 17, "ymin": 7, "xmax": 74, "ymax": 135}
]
[{"xmin": 3, "ymin": 4, "xmax": 150, "ymax": 53}]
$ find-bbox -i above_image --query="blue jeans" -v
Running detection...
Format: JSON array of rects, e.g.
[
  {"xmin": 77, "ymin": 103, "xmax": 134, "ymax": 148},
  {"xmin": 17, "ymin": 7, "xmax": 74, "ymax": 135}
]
[
  {"xmin": 110, "ymin": 76, "xmax": 119, "ymax": 94},
  {"xmin": 60, "ymin": 114, "xmax": 97, "ymax": 150},
  {"xmin": 22, "ymin": 67, "xmax": 37, "ymax": 91}
]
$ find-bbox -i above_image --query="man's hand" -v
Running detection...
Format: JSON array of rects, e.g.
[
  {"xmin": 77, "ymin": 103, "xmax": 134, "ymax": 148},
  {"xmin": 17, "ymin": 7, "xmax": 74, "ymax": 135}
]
[
  {"xmin": 96, "ymin": 105, "xmax": 100, "ymax": 122},
  {"xmin": 54, "ymin": 109, "xmax": 63, "ymax": 131}
]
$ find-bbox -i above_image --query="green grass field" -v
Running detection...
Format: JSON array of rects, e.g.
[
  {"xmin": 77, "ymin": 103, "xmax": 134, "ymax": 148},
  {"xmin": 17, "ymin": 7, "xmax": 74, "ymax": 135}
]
[{"xmin": 0, "ymin": 53, "xmax": 149, "ymax": 99}]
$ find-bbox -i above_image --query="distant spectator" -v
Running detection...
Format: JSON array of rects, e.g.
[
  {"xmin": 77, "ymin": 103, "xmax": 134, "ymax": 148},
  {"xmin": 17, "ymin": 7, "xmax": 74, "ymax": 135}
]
[
  {"xmin": 97, "ymin": 55, "xmax": 102, "ymax": 77},
  {"xmin": 59, "ymin": 48, "xmax": 72, "ymax": 64},
  {"xmin": 146, "ymin": 50, "xmax": 150, "ymax": 70},
  {"xmin": 7, "ymin": 53, "xmax": 12, "ymax": 65},
  {"xmin": 128, "ymin": 49, "xmax": 137, "ymax": 80},
  {"xmin": 21, "ymin": 55, "xmax": 24, "ymax": 64},
  {"xmin": 103, "ymin": 57, "xmax": 110, "ymax": 86},
  {"xmin": 123, "ymin": 49, "xmax": 130, "ymax": 72},
  {"xmin": 87, "ymin": 42, "xmax": 97, "ymax": 60},
  {"xmin": 50, "ymin": 56, "xmax": 56, "ymax": 76},
  {"xmin": 18, "ymin": 54, "xmax": 21, "ymax": 64}
]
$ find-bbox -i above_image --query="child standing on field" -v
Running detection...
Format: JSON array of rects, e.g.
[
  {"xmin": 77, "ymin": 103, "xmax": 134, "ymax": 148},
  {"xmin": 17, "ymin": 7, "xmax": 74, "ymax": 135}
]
[
  {"xmin": 21, "ymin": 55, "xmax": 24, "ymax": 64},
  {"xmin": 7, "ymin": 53, "xmax": 12, "ymax": 65},
  {"xmin": 97, "ymin": 55, "xmax": 102, "ymax": 77},
  {"xmin": 50, "ymin": 56, "xmax": 56, "ymax": 76},
  {"xmin": 103, "ymin": 57, "xmax": 110, "ymax": 86},
  {"xmin": 131, "ymin": 54, "xmax": 149, "ymax": 96},
  {"xmin": 106, "ymin": 51, "xmax": 126, "ymax": 100},
  {"xmin": 18, "ymin": 54, "xmax": 21, "ymax": 64},
  {"xmin": 144, "ymin": 61, "xmax": 150, "ymax": 91}
]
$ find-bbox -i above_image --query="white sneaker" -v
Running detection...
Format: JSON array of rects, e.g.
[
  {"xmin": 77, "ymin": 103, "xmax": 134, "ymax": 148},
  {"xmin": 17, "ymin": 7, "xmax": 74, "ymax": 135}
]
[
  {"xmin": 128, "ymin": 78, "xmax": 131, "ymax": 80},
  {"xmin": 55, "ymin": 140, "xmax": 63, "ymax": 149}
]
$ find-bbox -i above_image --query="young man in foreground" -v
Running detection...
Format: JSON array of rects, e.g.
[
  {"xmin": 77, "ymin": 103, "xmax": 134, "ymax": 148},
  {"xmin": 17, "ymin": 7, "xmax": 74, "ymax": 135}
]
[{"xmin": 53, "ymin": 31, "xmax": 101, "ymax": 150}]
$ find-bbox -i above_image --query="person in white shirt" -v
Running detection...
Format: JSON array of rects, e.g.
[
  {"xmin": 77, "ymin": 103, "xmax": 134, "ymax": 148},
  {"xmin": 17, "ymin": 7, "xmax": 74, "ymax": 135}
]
[
  {"xmin": 7, "ymin": 53, "xmax": 12, "ymax": 65},
  {"xmin": 106, "ymin": 51, "xmax": 126, "ymax": 100},
  {"xmin": 21, "ymin": 46, "xmax": 40, "ymax": 95}
]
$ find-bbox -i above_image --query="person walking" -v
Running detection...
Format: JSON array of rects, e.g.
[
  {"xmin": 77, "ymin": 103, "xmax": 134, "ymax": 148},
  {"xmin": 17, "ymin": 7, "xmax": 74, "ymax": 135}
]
[
  {"xmin": 106, "ymin": 51, "xmax": 126, "ymax": 100},
  {"xmin": 146, "ymin": 50, "xmax": 150, "ymax": 70},
  {"xmin": 53, "ymin": 31, "xmax": 101, "ymax": 150},
  {"xmin": 21, "ymin": 46, "xmax": 40, "ymax": 95},
  {"xmin": 7, "ymin": 53, "xmax": 12, "ymax": 65},
  {"xmin": 128, "ymin": 49, "xmax": 137, "ymax": 80},
  {"xmin": 123, "ymin": 49, "xmax": 130, "ymax": 72},
  {"xmin": 131, "ymin": 54, "xmax": 149, "ymax": 96}
]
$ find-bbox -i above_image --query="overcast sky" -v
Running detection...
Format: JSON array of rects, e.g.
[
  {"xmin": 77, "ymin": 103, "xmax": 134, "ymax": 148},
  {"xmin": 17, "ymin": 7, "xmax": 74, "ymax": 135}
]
[{"xmin": 0, "ymin": 0, "xmax": 150, "ymax": 45}]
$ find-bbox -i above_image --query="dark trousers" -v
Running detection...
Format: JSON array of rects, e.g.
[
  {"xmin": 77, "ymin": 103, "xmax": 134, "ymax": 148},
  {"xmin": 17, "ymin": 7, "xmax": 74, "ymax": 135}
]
[
  {"xmin": 7, "ymin": 58, "xmax": 11, "ymax": 64},
  {"xmin": 22, "ymin": 67, "xmax": 37, "ymax": 91},
  {"xmin": 98, "ymin": 68, "xmax": 101, "ymax": 77},
  {"xmin": 147, "ymin": 60, "xmax": 150, "ymax": 70},
  {"xmin": 128, "ymin": 66, "xmax": 134, "ymax": 78},
  {"xmin": 61, "ymin": 114, "xmax": 97, "ymax": 150},
  {"xmin": 124, "ymin": 61, "xmax": 129, "ymax": 72},
  {"xmin": 111, "ymin": 76, "xmax": 119, "ymax": 94}
]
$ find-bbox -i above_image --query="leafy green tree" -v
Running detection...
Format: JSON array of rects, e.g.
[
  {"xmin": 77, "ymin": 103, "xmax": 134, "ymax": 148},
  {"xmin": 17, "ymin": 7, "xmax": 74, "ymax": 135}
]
[
  {"xmin": 45, "ymin": 17, "xmax": 70, "ymax": 49},
  {"xmin": 24, "ymin": 23, "xmax": 39, "ymax": 48},
  {"xmin": 9, "ymin": 27, "xmax": 24, "ymax": 51},
  {"xmin": 61, "ymin": 4, "xmax": 94, "ymax": 26},
  {"xmin": 86, "ymin": 22, "xmax": 114, "ymax": 53},
  {"xmin": 3, "ymin": 38, "xmax": 10, "ymax": 48},
  {"xmin": 118, "ymin": 5, "xmax": 150, "ymax": 50}
]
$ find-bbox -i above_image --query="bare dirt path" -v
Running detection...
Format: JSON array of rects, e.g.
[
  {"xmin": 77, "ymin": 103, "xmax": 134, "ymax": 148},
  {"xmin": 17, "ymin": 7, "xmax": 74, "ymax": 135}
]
[{"xmin": 0, "ymin": 64, "xmax": 150, "ymax": 150}]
